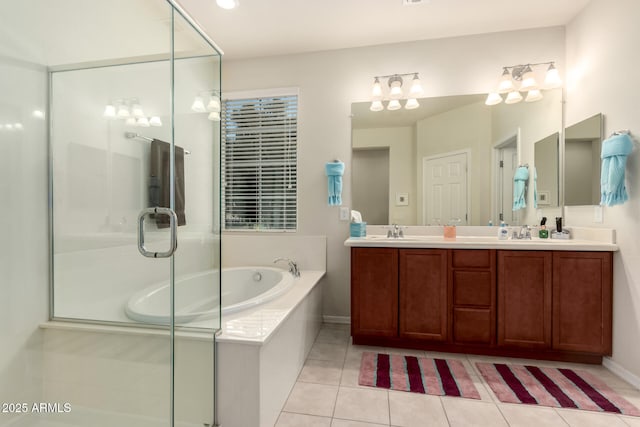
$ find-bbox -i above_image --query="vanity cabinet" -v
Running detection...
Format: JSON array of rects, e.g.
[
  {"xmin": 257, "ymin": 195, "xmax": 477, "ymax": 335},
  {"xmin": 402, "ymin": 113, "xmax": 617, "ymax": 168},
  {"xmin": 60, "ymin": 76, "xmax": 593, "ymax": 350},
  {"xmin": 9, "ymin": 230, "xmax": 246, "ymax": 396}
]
[
  {"xmin": 399, "ymin": 249, "xmax": 448, "ymax": 341},
  {"xmin": 350, "ymin": 246, "xmax": 613, "ymax": 363},
  {"xmin": 498, "ymin": 251, "xmax": 552, "ymax": 349},
  {"xmin": 552, "ymin": 251, "xmax": 612, "ymax": 354},
  {"xmin": 351, "ymin": 247, "xmax": 398, "ymax": 337}
]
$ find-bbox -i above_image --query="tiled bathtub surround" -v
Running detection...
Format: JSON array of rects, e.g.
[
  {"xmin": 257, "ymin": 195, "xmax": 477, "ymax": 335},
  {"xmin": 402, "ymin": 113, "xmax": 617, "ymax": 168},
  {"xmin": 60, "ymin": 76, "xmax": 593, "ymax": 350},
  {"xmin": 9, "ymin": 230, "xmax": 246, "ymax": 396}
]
[{"xmin": 276, "ymin": 323, "xmax": 640, "ymax": 427}]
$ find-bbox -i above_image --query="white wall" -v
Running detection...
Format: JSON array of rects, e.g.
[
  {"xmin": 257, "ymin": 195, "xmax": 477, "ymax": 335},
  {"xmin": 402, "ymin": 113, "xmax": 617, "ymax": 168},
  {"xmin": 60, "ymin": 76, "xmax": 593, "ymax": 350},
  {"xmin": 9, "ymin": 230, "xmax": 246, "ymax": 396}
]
[
  {"xmin": 222, "ymin": 26, "xmax": 565, "ymax": 319},
  {"xmin": 565, "ymin": 0, "xmax": 640, "ymax": 379}
]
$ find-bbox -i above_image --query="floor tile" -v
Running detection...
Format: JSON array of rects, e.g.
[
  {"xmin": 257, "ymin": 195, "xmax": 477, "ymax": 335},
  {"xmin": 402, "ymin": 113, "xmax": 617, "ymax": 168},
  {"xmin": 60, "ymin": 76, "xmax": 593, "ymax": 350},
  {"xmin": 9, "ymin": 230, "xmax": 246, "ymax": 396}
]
[
  {"xmin": 620, "ymin": 415, "xmax": 640, "ymax": 426},
  {"xmin": 333, "ymin": 386, "xmax": 390, "ymax": 425},
  {"xmin": 388, "ymin": 390, "xmax": 448, "ymax": 427},
  {"xmin": 283, "ymin": 382, "xmax": 339, "ymax": 417},
  {"xmin": 316, "ymin": 327, "xmax": 351, "ymax": 345},
  {"xmin": 276, "ymin": 412, "xmax": 332, "ymax": 427},
  {"xmin": 441, "ymin": 397, "xmax": 508, "ymax": 427},
  {"xmin": 331, "ymin": 419, "xmax": 389, "ymax": 427},
  {"xmin": 298, "ymin": 359, "xmax": 344, "ymax": 385},
  {"xmin": 556, "ymin": 408, "xmax": 630, "ymax": 427},
  {"xmin": 308, "ymin": 342, "xmax": 348, "ymax": 363},
  {"xmin": 497, "ymin": 403, "xmax": 569, "ymax": 427}
]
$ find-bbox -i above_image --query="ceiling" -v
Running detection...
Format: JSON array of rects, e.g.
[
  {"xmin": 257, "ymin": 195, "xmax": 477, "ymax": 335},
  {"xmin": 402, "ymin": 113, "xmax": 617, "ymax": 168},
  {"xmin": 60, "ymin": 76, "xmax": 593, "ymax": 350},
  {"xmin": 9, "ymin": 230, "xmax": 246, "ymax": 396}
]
[{"xmin": 178, "ymin": 0, "xmax": 590, "ymax": 60}]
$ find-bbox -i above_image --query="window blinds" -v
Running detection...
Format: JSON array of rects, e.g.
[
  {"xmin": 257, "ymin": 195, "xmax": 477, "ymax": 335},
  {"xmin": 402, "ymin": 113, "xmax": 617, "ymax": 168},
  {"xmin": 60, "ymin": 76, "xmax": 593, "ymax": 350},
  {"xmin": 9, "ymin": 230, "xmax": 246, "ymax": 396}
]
[{"xmin": 221, "ymin": 95, "xmax": 298, "ymax": 231}]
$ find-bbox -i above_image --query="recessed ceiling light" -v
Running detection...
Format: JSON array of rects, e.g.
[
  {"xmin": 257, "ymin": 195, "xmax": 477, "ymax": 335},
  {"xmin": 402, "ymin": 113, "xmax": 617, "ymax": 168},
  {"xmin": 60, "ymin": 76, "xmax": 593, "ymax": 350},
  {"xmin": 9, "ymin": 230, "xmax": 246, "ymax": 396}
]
[
  {"xmin": 402, "ymin": 0, "xmax": 429, "ymax": 6},
  {"xmin": 216, "ymin": 0, "xmax": 239, "ymax": 10}
]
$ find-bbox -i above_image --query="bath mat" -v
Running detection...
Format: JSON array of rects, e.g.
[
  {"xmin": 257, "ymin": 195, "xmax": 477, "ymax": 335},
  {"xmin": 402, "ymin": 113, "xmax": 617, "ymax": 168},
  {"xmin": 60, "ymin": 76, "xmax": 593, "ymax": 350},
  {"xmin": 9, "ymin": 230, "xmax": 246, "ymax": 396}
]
[
  {"xmin": 476, "ymin": 362, "xmax": 640, "ymax": 416},
  {"xmin": 358, "ymin": 352, "xmax": 480, "ymax": 399}
]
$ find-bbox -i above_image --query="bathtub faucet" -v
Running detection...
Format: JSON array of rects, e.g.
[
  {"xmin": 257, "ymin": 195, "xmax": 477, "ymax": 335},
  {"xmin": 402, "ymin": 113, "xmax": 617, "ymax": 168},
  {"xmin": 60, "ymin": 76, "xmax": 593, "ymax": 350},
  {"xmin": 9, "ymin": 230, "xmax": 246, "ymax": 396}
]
[{"xmin": 273, "ymin": 257, "xmax": 301, "ymax": 278}]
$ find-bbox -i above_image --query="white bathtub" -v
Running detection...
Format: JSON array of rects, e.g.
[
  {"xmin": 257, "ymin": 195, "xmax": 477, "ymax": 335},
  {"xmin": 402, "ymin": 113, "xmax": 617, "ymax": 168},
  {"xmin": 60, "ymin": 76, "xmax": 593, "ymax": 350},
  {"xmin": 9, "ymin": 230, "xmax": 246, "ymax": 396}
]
[{"xmin": 125, "ymin": 266, "xmax": 294, "ymax": 324}]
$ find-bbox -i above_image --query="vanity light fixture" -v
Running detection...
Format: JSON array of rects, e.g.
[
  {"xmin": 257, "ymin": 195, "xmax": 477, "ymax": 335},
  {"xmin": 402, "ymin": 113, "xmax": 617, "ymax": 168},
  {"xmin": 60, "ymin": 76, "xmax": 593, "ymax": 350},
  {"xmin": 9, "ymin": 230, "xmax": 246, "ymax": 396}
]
[
  {"xmin": 103, "ymin": 98, "xmax": 163, "ymax": 127},
  {"xmin": 192, "ymin": 90, "xmax": 222, "ymax": 120},
  {"xmin": 486, "ymin": 61, "xmax": 562, "ymax": 106},
  {"xmin": 369, "ymin": 72, "xmax": 424, "ymax": 111}
]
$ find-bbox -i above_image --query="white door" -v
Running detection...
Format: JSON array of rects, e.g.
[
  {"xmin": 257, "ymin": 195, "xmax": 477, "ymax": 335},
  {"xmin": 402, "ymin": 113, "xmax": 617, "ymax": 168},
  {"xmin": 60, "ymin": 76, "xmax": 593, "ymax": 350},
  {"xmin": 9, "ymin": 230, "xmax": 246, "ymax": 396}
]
[{"xmin": 423, "ymin": 152, "xmax": 468, "ymax": 225}]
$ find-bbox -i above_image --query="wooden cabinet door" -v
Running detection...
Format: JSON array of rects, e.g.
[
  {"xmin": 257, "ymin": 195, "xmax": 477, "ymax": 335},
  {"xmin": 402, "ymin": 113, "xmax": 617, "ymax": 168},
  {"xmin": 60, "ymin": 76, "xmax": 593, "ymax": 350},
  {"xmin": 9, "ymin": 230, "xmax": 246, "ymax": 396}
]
[
  {"xmin": 351, "ymin": 247, "xmax": 398, "ymax": 337},
  {"xmin": 553, "ymin": 251, "xmax": 612, "ymax": 354},
  {"xmin": 498, "ymin": 251, "xmax": 552, "ymax": 349},
  {"xmin": 399, "ymin": 249, "xmax": 448, "ymax": 341}
]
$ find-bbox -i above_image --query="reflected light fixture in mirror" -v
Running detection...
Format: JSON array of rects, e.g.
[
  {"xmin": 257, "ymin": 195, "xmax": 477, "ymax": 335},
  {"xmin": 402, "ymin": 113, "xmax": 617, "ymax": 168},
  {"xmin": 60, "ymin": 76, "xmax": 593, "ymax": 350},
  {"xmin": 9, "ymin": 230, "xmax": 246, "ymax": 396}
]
[
  {"xmin": 485, "ymin": 61, "xmax": 562, "ymax": 106},
  {"xmin": 369, "ymin": 73, "xmax": 424, "ymax": 111}
]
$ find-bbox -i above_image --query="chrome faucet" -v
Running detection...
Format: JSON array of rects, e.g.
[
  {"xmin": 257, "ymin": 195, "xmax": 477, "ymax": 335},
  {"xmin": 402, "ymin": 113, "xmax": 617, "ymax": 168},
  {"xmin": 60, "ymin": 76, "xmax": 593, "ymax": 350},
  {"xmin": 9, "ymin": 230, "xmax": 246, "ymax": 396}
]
[
  {"xmin": 512, "ymin": 225, "xmax": 532, "ymax": 240},
  {"xmin": 386, "ymin": 224, "xmax": 404, "ymax": 239},
  {"xmin": 273, "ymin": 257, "xmax": 300, "ymax": 277}
]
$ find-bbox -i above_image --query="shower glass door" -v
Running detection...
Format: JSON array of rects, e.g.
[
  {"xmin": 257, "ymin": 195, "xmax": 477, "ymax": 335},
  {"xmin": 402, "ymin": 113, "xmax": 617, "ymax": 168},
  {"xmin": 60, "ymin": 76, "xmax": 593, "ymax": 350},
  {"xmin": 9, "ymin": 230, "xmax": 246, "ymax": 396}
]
[{"xmin": 47, "ymin": 1, "xmax": 221, "ymax": 426}]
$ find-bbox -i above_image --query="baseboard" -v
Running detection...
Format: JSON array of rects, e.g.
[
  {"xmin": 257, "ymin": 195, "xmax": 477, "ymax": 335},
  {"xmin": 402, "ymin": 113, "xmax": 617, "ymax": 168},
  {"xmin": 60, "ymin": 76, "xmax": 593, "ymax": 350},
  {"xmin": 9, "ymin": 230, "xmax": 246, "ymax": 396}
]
[
  {"xmin": 603, "ymin": 357, "xmax": 640, "ymax": 390},
  {"xmin": 323, "ymin": 315, "xmax": 350, "ymax": 325}
]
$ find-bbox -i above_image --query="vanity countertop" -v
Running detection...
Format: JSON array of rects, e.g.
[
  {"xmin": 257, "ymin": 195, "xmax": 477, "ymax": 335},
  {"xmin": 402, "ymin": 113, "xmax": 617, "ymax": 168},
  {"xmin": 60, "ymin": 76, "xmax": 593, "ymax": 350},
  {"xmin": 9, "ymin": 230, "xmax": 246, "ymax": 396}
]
[{"xmin": 344, "ymin": 226, "xmax": 618, "ymax": 251}]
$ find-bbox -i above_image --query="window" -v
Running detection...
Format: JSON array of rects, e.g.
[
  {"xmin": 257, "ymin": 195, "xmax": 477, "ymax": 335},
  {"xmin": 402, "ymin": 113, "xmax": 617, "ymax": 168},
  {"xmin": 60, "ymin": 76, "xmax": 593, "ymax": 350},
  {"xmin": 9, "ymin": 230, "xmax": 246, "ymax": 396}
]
[{"xmin": 221, "ymin": 92, "xmax": 298, "ymax": 231}]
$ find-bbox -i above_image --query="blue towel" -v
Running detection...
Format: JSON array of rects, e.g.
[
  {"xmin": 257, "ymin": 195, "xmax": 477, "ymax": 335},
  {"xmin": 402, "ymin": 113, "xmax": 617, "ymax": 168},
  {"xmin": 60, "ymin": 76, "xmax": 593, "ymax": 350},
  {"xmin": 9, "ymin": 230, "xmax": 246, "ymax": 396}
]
[
  {"xmin": 512, "ymin": 166, "xmax": 529, "ymax": 211},
  {"xmin": 601, "ymin": 133, "xmax": 633, "ymax": 206},
  {"xmin": 325, "ymin": 161, "xmax": 345, "ymax": 206}
]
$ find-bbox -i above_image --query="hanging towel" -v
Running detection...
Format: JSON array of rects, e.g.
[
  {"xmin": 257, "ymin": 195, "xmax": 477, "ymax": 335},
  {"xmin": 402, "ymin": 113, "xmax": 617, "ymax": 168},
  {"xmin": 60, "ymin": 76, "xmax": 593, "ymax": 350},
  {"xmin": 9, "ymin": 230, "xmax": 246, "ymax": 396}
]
[
  {"xmin": 600, "ymin": 133, "xmax": 633, "ymax": 207},
  {"xmin": 325, "ymin": 161, "xmax": 345, "ymax": 206},
  {"xmin": 512, "ymin": 166, "xmax": 529, "ymax": 211},
  {"xmin": 533, "ymin": 167, "xmax": 538, "ymax": 209},
  {"xmin": 150, "ymin": 139, "xmax": 186, "ymax": 228}
]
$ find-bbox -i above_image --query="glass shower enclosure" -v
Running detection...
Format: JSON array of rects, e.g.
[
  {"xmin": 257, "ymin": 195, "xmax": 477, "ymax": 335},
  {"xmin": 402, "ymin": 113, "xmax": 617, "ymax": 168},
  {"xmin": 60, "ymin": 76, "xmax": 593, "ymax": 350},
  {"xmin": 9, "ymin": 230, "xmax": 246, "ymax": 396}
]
[{"xmin": 2, "ymin": 1, "xmax": 221, "ymax": 426}]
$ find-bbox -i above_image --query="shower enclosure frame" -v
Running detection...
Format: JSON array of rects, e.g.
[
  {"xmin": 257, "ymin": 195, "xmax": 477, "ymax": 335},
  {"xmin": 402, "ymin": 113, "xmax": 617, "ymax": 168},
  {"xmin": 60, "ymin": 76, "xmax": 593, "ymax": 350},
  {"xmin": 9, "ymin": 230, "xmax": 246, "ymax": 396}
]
[{"xmin": 45, "ymin": 1, "xmax": 223, "ymax": 426}]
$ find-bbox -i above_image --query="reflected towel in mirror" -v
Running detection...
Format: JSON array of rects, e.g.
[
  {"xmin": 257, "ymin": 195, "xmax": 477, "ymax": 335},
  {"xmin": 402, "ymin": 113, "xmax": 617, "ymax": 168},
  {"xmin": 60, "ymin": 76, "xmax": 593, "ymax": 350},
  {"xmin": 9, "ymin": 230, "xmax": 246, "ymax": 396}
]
[
  {"xmin": 600, "ymin": 133, "xmax": 633, "ymax": 206},
  {"xmin": 150, "ymin": 139, "xmax": 186, "ymax": 227},
  {"xmin": 325, "ymin": 161, "xmax": 345, "ymax": 206},
  {"xmin": 512, "ymin": 166, "xmax": 529, "ymax": 211}
]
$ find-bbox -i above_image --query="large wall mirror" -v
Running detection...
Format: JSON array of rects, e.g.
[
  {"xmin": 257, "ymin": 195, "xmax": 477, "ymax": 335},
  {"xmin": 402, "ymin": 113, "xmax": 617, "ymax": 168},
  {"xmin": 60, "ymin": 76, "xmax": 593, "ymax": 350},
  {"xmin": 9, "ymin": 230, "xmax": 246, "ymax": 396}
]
[
  {"xmin": 351, "ymin": 89, "xmax": 563, "ymax": 226},
  {"xmin": 564, "ymin": 113, "xmax": 603, "ymax": 206}
]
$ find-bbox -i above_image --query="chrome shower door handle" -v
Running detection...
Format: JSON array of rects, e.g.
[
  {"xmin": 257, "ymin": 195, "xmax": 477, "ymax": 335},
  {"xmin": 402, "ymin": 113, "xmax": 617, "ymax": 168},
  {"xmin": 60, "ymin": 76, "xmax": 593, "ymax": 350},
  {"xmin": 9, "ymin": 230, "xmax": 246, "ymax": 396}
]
[{"xmin": 137, "ymin": 207, "xmax": 178, "ymax": 258}]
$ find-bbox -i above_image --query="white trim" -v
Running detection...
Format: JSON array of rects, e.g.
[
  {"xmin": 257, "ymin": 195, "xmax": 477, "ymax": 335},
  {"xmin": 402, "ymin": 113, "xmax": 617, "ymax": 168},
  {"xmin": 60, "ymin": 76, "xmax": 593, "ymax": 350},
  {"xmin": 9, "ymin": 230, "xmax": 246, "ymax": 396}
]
[
  {"xmin": 323, "ymin": 315, "xmax": 351, "ymax": 325},
  {"xmin": 492, "ymin": 132, "xmax": 518, "ymax": 225},
  {"xmin": 223, "ymin": 87, "xmax": 299, "ymax": 100},
  {"xmin": 602, "ymin": 357, "xmax": 640, "ymax": 390}
]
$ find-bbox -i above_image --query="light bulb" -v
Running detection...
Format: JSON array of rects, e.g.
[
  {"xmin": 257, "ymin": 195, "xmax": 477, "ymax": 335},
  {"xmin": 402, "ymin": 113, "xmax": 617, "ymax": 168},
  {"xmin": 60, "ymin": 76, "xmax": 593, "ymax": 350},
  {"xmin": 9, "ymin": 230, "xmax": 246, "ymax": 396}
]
[
  {"xmin": 116, "ymin": 104, "xmax": 130, "ymax": 118},
  {"xmin": 388, "ymin": 75, "xmax": 404, "ymax": 99},
  {"xmin": 149, "ymin": 116, "xmax": 162, "ymax": 127},
  {"xmin": 208, "ymin": 111, "xmax": 221, "ymax": 121},
  {"xmin": 207, "ymin": 96, "xmax": 221, "ymax": 112},
  {"xmin": 498, "ymin": 69, "xmax": 515, "ymax": 93},
  {"xmin": 216, "ymin": 0, "xmax": 238, "ymax": 9},
  {"xmin": 191, "ymin": 96, "xmax": 206, "ymax": 113},
  {"xmin": 103, "ymin": 104, "xmax": 116, "ymax": 119},
  {"xmin": 544, "ymin": 63, "xmax": 562, "ymax": 89},
  {"xmin": 32, "ymin": 110, "xmax": 45, "ymax": 119},
  {"xmin": 387, "ymin": 99, "xmax": 402, "ymax": 110},
  {"xmin": 131, "ymin": 102, "xmax": 144, "ymax": 119},
  {"xmin": 404, "ymin": 98, "xmax": 420, "ymax": 110},
  {"xmin": 525, "ymin": 89, "xmax": 543, "ymax": 102},
  {"xmin": 136, "ymin": 117, "xmax": 150, "ymax": 127},
  {"xmin": 409, "ymin": 74, "xmax": 424, "ymax": 97},
  {"xmin": 5, "ymin": 124, "xmax": 13, "ymax": 130},
  {"xmin": 371, "ymin": 78, "xmax": 383, "ymax": 99},
  {"xmin": 370, "ymin": 100, "xmax": 384, "ymax": 112},
  {"xmin": 519, "ymin": 65, "xmax": 538, "ymax": 91},
  {"xmin": 125, "ymin": 117, "xmax": 136, "ymax": 126},
  {"xmin": 505, "ymin": 91, "xmax": 523, "ymax": 104},
  {"xmin": 14, "ymin": 123, "xmax": 23, "ymax": 130},
  {"xmin": 485, "ymin": 92, "xmax": 503, "ymax": 106}
]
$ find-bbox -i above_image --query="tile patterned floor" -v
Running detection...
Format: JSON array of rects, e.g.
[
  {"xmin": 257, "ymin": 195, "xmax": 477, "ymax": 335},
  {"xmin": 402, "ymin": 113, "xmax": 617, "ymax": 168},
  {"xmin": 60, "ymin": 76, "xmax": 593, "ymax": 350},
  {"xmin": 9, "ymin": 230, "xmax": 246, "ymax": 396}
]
[{"xmin": 275, "ymin": 323, "xmax": 640, "ymax": 427}]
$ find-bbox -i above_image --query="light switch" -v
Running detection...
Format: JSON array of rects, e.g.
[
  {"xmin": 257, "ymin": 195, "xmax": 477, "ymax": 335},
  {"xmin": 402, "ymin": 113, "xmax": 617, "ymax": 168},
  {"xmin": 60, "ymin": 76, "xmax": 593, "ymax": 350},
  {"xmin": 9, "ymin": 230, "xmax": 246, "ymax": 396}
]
[
  {"xmin": 339, "ymin": 206, "xmax": 350, "ymax": 221},
  {"xmin": 594, "ymin": 205, "xmax": 603, "ymax": 223}
]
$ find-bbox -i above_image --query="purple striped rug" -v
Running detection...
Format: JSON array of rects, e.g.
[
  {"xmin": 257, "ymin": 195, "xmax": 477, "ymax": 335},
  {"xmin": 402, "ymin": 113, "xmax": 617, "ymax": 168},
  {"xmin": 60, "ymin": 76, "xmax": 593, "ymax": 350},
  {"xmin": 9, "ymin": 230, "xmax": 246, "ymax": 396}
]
[
  {"xmin": 358, "ymin": 352, "xmax": 480, "ymax": 398},
  {"xmin": 477, "ymin": 362, "xmax": 640, "ymax": 416}
]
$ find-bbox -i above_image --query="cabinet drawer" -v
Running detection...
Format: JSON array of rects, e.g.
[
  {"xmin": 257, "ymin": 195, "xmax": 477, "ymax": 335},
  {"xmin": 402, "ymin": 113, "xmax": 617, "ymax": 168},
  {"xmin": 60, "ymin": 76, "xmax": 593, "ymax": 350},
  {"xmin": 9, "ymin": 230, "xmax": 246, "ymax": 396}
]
[
  {"xmin": 451, "ymin": 250, "xmax": 492, "ymax": 268},
  {"xmin": 453, "ymin": 271, "xmax": 492, "ymax": 306},
  {"xmin": 453, "ymin": 308, "xmax": 492, "ymax": 344}
]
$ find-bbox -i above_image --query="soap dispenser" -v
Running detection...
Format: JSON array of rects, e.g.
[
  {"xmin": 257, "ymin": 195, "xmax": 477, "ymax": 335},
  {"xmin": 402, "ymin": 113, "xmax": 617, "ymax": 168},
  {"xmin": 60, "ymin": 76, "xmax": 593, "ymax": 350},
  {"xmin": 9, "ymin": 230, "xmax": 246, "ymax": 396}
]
[
  {"xmin": 497, "ymin": 221, "xmax": 509, "ymax": 240},
  {"xmin": 539, "ymin": 217, "xmax": 549, "ymax": 239}
]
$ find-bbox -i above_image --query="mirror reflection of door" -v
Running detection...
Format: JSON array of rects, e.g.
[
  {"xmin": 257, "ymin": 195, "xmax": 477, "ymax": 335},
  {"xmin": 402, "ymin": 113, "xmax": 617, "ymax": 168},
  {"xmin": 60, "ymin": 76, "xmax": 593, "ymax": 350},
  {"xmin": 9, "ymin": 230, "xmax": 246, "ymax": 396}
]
[
  {"xmin": 422, "ymin": 151, "xmax": 468, "ymax": 225},
  {"xmin": 352, "ymin": 148, "xmax": 390, "ymax": 224}
]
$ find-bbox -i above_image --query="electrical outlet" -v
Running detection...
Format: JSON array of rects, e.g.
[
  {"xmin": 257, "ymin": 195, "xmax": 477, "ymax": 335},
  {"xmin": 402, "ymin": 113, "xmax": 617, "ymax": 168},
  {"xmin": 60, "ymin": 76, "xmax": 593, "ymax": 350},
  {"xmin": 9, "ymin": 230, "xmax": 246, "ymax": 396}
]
[{"xmin": 339, "ymin": 207, "xmax": 350, "ymax": 221}]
